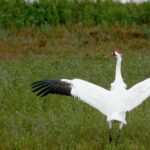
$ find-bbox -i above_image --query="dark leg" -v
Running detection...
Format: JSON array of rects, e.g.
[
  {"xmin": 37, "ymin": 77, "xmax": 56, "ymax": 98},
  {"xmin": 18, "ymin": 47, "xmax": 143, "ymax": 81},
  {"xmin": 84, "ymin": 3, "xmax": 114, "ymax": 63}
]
[
  {"xmin": 108, "ymin": 121, "xmax": 112, "ymax": 143},
  {"xmin": 116, "ymin": 129, "xmax": 120, "ymax": 144},
  {"xmin": 116, "ymin": 122, "xmax": 123, "ymax": 144},
  {"xmin": 109, "ymin": 129, "xmax": 112, "ymax": 143}
]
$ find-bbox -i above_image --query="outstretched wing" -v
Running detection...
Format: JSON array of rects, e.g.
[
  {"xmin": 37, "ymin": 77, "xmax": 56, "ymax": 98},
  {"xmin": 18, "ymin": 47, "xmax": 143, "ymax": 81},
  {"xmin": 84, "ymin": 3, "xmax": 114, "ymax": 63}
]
[
  {"xmin": 125, "ymin": 78, "xmax": 150, "ymax": 111},
  {"xmin": 32, "ymin": 80, "xmax": 71, "ymax": 97},
  {"xmin": 32, "ymin": 79, "xmax": 111, "ymax": 115}
]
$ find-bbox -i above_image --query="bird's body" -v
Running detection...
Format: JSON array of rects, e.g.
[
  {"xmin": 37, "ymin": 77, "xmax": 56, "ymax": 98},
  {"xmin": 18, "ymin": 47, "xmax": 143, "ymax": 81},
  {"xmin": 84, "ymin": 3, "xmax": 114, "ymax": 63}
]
[{"xmin": 32, "ymin": 50, "xmax": 150, "ymax": 142}]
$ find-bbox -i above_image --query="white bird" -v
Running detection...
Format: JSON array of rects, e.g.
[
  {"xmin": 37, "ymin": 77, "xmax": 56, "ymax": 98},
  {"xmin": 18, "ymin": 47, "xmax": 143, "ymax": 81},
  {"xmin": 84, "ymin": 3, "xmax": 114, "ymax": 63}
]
[{"xmin": 32, "ymin": 50, "xmax": 150, "ymax": 143}]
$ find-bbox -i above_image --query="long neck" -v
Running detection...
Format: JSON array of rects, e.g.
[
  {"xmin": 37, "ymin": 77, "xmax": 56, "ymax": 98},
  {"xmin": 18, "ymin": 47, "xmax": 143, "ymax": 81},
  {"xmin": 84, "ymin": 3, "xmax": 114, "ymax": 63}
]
[
  {"xmin": 115, "ymin": 55, "xmax": 122, "ymax": 81},
  {"xmin": 111, "ymin": 55, "xmax": 127, "ymax": 90}
]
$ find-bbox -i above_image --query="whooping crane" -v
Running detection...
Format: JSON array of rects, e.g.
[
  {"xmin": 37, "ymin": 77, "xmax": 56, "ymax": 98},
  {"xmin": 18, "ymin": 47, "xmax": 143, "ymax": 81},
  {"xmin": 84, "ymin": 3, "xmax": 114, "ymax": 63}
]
[{"xmin": 32, "ymin": 50, "xmax": 150, "ymax": 143}]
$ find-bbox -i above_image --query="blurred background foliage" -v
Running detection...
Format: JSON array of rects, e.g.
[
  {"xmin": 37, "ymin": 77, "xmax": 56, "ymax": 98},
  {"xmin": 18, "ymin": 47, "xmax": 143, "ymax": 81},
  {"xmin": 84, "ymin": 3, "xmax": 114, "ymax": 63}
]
[{"xmin": 0, "ymin": 0, "xmax": 150, "ymax": 28}]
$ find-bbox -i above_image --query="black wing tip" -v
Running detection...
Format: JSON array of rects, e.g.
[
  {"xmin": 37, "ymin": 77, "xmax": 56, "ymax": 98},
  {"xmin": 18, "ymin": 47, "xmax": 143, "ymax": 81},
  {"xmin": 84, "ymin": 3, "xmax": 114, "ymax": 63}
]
[
  {"xmin": 31, "ymin": 79, "xmax": 72, "ymax": 97},
  {"xmin": 31, "ymin": 80, "xmax": 51, "ymax": 86},
  {"xmin": 31, "ymin": 80, "xmax": 50, "ymax": 94},
  {"xmin": 31, "ymin": 80, "xmax": 60, "ymax": 88}
]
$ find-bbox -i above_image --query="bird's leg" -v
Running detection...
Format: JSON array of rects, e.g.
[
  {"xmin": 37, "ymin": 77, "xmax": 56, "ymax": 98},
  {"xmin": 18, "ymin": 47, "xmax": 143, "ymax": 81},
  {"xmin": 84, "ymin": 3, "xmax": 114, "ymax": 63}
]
[
  {"xmin": 116, "ymin": 122, "xmax": 123, "ymax": 143},
  {"xmin": 116, "ymin": 129, "xmax": 120, "ymax": 143},
  {"xmin": 108, "ymin": 121, "xmax": 112, "ymax": 143},
  {"xmin": 109, "ymin": 129, "xmax": 112, "ymax": 143}
]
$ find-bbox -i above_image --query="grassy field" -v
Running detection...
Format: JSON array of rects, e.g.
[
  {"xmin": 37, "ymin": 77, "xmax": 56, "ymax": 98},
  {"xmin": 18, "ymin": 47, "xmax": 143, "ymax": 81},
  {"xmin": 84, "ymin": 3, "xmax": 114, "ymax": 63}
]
[{"xmin": 0, "ymin": 24, "xmax": 150, "ymax": 149}]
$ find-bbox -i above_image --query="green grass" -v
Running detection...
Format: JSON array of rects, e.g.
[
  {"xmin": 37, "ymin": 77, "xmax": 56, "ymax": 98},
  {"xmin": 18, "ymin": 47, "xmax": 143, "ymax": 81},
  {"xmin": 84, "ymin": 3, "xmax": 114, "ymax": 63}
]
[
  {"xmin": 0, "ymin": 55, "xmax": 150, "ymax": 149},
  {"xmin": 0, "ymin": 25, "xmax": 150, "ymax": 149}
]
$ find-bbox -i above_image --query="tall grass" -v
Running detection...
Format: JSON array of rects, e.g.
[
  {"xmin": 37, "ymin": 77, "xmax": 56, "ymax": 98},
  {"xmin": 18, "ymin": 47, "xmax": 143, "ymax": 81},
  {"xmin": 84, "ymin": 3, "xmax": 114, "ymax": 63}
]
[{"xmin": 0, "ymin": 0, "xmax": 150, "ymax": 28}]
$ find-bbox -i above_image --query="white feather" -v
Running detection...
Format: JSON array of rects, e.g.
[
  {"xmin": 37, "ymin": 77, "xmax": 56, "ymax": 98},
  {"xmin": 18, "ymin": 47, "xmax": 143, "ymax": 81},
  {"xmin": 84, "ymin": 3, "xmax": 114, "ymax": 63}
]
[
  {"xmin": 125, "ymin": 78, "xmax": 150, "ymax": 111},
  {"xmin": 61, "ymin": 79, "xmax": 111, "ymax": 115}
]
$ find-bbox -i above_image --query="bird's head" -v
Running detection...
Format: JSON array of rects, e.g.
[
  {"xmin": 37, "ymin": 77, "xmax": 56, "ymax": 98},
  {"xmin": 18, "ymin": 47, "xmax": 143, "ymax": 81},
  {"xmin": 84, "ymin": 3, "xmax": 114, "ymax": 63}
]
[{"xmin": 112, "ymin": 49, "xmax": 122, "ymax": 57}]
